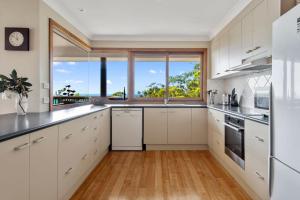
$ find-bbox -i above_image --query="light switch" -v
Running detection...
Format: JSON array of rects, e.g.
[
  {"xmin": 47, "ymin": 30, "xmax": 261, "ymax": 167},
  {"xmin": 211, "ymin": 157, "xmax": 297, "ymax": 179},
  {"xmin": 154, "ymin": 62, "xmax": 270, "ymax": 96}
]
[
  {"xmin": 43, "ymin": 97, "xmax": 50, "ymax": 104},
  {"xmin": 43, "ymin": 82, "xmax": 49, "ymax": 89}
]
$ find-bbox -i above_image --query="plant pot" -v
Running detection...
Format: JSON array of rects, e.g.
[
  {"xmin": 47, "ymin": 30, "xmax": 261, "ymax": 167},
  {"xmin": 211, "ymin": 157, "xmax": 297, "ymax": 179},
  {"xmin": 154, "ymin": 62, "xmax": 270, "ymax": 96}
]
[{"xmin": 15, "ymin": 95, "xmax": 28, "ymax": 115}]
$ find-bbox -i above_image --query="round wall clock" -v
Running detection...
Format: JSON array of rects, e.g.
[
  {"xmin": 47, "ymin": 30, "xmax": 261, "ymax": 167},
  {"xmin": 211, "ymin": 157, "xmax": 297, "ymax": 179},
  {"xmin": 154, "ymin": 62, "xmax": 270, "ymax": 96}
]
[{"xmin": 5, "ymin": 28, "xmax": 29, "ymax": 51}]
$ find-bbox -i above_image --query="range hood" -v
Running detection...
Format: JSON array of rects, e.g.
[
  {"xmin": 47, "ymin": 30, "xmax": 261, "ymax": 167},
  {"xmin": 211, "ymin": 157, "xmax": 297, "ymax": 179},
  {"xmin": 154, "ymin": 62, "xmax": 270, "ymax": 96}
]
[{"xmin": 227, "ymin": 56, "xmax": 272, "ymax": 72}]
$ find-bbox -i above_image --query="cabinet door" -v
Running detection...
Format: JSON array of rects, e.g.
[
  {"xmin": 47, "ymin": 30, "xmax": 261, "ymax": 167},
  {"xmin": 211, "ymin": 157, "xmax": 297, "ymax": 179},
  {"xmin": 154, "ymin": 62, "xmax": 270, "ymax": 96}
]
[
  {"xmin": 207, "ymin": 110, "xmax": 215, "ymax": 149},
  {"xmin": 167, "ymin": 108, "xmax": 192, "ymax": 144},
  {"xmin": 252, "ymin": 0, "xmax": 269, "ymax": 56},
  {"xmin": 211, "ymin": 39, "xmax": 220, "ymax": 78},
  {"xmin": 219, "ymin": 31, "xmax": 230, "ymax": 72},
  {"xmin": 245, "ymin": 120, "xmax": 269, "ymax": 200},
  {"xmin": 99, "ymin": 109, "xmax": 111, "ymax": 152},
  {"xmin": 30, "ymin": 126, "xmax": 58, "ymax": 200},
  {"xmin": 242, "ymin": 10, "xmax": 254, "ymax": 59},
  {"xmin": 0, "ymin": 135, "xmax": 29, "ymax": 200},
  {"xmin": 191, "ymin": 108, "xmax": 208, "ymax": 144},
  {"xmin": 144, "ymin": 108, "xmax": 168, "ymax": 144},
  {"xmin": 229, "ymin": 20, "xmax": 242, "ymax": 68}
]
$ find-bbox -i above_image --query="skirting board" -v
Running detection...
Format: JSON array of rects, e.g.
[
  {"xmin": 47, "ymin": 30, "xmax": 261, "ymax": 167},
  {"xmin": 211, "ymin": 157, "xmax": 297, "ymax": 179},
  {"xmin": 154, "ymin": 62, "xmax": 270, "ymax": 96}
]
[
  {"xmin": 146, "ymin": 144, "xmax": 208, "ymax": 151},
  {"xmin": 209, "ymin": 148, "xmax": 261, "ymax": 200}
]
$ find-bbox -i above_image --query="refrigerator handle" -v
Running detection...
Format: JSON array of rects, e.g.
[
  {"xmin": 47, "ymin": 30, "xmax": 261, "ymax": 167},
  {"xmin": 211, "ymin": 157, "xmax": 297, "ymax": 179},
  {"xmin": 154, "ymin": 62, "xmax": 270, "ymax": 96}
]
[
  {"xmin": 269, "ymin": 156, "xmax": 275, "ymax": 197},
  {"xmin": 270, "ymin": 82, "xmax": 274, "ymax": 157}
]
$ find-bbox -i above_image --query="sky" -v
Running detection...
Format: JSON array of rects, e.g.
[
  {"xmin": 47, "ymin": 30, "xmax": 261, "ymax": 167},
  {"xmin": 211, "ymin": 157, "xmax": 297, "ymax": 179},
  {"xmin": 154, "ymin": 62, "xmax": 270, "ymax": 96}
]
[{"xmin": 53, "ymin": 60, "xmax": 198, "ymax": 96}]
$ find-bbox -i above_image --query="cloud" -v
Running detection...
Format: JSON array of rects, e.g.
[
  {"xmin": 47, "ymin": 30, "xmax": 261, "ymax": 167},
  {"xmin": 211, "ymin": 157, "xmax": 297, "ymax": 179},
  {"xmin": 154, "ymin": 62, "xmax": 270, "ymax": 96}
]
[
  {"xmin": 53, "ymin": 62, "xmax": 61, "ymax": 66},
  {"xmin": 149, "ymin": 69, "xmax": 157, "ymax": 74},
  {"xmin": 107, "ymin": 80, "xmax": 112, "ymax": 85},
  {"xmin": 56, "ymin": 69, "xmax": 71, "ymax": 74},
  {"xmin": 67, "ymin": 62, "xmax": 76, "ymax": 65},
  {"xmin": 65, "ymin": 80, "xmax": 84, "ymax": 84}
]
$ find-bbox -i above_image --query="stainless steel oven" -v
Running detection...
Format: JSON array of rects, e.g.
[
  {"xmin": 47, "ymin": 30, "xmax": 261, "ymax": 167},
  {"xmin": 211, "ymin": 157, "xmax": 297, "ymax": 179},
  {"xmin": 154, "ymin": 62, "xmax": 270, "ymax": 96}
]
[{"xmin": 224, "ymin": 114, "xmax": 245, "ymax": 169}]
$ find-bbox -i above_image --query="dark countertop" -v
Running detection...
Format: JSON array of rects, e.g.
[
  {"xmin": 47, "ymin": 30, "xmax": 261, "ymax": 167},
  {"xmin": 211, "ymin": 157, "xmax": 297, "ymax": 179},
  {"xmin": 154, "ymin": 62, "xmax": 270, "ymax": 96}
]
[
  {"xmin": 207, "ymin": 104, "xmax": 269, "ymax": 125},
  {"xmin": 0, "ymin": 105, "xmax": 109, "ymax": 143}
]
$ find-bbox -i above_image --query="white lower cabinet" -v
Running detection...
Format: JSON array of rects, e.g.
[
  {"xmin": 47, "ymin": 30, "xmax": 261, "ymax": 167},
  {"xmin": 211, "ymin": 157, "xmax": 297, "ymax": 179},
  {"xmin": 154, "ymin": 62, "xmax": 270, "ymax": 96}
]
[
  {"xmin": 245, "ymin": 119, "xmax": 269, "ymax": 200},
  {"xmin": 0, "ymin": 135, "xmax": 30, "ymax": 200},
  {"xmin": 144, "ymin": 108, "xmax": 168, "ymax": 144},
  {"xmin": 168, "ymin": 108, "xmax": 192, "ymax": 144},
  {"xmin": 144, "ymin": 108, "xmax": 208, "ymax": 146},
  {"xmin": 30, "ymin": 126, "xmax": 59, "ymax": 200}
]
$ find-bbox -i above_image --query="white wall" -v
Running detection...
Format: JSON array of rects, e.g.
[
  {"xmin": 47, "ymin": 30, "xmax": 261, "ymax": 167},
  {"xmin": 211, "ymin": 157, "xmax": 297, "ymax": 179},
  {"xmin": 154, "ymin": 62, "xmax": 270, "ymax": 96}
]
[
  {"xmin": 0, "ymin": 0, "xmax": 40, "ymax": 114},
  {"xmin": 0, "ymin": 0, "xmax": 90, "ymax": 114}
]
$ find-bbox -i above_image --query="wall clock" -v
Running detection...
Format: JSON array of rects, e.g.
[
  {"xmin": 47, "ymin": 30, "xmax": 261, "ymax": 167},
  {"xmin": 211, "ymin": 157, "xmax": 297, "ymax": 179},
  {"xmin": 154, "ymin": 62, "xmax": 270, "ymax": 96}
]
[{"xmin": 5, "ymin": 28, "xmax": 29, "ymax": 51}]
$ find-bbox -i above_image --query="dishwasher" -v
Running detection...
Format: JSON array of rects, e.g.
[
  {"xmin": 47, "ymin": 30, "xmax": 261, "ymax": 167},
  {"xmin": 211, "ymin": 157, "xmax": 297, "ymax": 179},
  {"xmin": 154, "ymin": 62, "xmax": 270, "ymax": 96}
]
[{"xmin": 112, "ymin": 108, "xmax": 143, "ymax": 150}]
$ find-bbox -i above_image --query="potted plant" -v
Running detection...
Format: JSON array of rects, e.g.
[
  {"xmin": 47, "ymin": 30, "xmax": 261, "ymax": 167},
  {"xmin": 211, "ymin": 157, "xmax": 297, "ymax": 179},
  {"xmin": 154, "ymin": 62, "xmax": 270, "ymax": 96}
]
[{"xmin": 0, "ymin": 69, "xmax": 32, "ymax": 115}]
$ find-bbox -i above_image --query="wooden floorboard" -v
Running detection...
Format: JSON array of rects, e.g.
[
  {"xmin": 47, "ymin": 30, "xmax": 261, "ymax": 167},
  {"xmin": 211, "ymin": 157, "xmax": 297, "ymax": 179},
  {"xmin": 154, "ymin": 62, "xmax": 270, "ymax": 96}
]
[{"xmin": 71, "ymin": 151, "xmax": 252, "ymax": 200}]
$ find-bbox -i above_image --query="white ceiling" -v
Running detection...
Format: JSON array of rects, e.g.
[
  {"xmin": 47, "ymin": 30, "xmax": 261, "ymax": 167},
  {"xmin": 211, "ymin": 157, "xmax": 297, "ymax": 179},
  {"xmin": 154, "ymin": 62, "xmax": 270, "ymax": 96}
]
[{"xmin": 44, "ymin": 0, "xmax": 251, "ymax": 41}]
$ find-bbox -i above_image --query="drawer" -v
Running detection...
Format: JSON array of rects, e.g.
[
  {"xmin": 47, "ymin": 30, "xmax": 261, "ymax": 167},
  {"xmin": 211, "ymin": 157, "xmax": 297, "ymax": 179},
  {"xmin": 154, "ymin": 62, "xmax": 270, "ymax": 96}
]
[
  {"xmin": 213, "ymin": 131, "xmax": 225, "ymax": 158},
  {"xmin": 245, "ymin": 153, "xmax": 269, "ymax": 200},
  {"xmin": 208, "ymin": 109, "xmax": 225, "ymax": 134}
]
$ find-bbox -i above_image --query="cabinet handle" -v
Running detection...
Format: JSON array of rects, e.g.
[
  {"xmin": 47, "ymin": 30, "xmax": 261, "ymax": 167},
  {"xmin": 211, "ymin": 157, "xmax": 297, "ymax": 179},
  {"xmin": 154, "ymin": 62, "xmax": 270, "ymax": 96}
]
[
  {"xmin": 253, "ymin": 46, "xmax": 261, "ymax": 51},
  {"xmin": 93, "ymin": 116, "xmax": 98, "ymax": 119},
  {"xmin": 64, "ymin": 167, "xmax": 73, "ymax": 175},
  {"xmin": 246, "ymin": 49, "xmax": 253, "ymax": 54},
  {"xmin": 94, "ymin": 127, "xmax": 97, "ymax": 131},
  {"xmin": 82, "ymin": 154, "xmax": 88, "ymax": 160},
  {"xmin": 216, "ymin": 119, "xmax": 220, "ymax": 122},
  {"xmin": 255, "ymin": 136, "xmax": 264, "ymax": 142},
  {"xmin": 32, "ymin": 136, "xmax": 45, "ymax": 144},
  {"xmin": 14, "ymin": 142, "xmax": 29, "ymax": 151},
  {"xmin": 216, "ymin": 72, "xmax": 221, "ymax": 75},
  {"xmin": 94, "ymin": 137, "xmax": 98, "ymax": 143},
  {"xmin": 100, "ymin": 113, "xmax": 104, "ymax": 117},
  {"xmin": 255, "ymin": 171, "xmax": 265, "ymax": 181},
  {"xmin": 65, "ymin": 133, "xmax": 72, "ymax": 139}
]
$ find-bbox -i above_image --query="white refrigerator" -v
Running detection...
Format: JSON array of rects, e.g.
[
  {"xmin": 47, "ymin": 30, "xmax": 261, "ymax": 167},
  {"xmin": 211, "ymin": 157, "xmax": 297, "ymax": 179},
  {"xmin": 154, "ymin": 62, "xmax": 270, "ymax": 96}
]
[{"xmin": 271, "ymin": 4, "xmax": 300, "ymax": 200}]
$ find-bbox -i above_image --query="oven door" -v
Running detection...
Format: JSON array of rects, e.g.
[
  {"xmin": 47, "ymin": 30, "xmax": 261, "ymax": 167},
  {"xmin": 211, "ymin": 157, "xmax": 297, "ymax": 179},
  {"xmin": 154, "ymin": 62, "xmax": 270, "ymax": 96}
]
[{"xmin": 224, "ymin": 123, "xmax": 245, "ymax": 169}]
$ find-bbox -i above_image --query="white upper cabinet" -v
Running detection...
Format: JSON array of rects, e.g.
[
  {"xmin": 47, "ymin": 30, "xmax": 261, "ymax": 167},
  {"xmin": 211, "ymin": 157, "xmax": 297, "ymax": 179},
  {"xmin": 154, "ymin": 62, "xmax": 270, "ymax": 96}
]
[
  {"xmin": 229, "ymin": 20, "xmax": 242, "ymax": 68},
  {"xmin": 219, "ymin": 31, "xmax": 230, "ymax": 72},
  {"xmin": 210, "ymin": 0, "xmax": 280, "ymax": 79},
  {"xmin": 242, "ymin": 0, "xmax": 270, "ymax": 59},
  {"xmin": 211, "ymin": 38, "xmax": 220, "ymax": 78}
]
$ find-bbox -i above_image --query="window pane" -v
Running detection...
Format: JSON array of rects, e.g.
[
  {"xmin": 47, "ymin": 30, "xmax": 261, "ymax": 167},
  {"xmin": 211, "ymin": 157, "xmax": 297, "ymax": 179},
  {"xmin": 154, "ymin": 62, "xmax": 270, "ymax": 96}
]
[
  {"xmin": 168, "ymin": 54, "xmax": 201, "ymax": 98},
  {"xmin": 107, "ymin": 57, "xmax": 128, "ymax": 99},
  {"xmin": 134, "ymin": 54, "xmax": 166, "ymax": 98},
  {"xmin": 88, "ymin": 60, "xmax": 101, "ymax": 96}
]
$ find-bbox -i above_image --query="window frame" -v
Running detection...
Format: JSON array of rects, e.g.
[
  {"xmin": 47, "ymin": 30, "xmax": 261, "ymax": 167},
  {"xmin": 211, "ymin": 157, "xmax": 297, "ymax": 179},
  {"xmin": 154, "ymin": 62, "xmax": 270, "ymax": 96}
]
[{"xmin": 130, "ymin": 50, "xmax": 205, "ymax": 102}]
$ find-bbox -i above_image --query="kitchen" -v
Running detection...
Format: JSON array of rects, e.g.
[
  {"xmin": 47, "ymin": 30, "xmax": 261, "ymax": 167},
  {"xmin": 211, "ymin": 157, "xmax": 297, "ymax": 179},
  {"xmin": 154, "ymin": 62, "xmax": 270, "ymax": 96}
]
[{"xmin": 0, "ymin": 0, "xmax": 299, "ymax": 200}]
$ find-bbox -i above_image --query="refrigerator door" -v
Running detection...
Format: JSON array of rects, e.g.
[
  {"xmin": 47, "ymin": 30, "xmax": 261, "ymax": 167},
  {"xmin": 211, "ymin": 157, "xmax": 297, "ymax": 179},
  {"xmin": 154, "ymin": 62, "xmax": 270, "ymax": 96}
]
[
  {"xmin": 272, "ymin": 4, "xmax": 300, "ymax": 171},
  {"xmin": 270, "ymin": 158, "xmax": 300, "ymax": 199}
]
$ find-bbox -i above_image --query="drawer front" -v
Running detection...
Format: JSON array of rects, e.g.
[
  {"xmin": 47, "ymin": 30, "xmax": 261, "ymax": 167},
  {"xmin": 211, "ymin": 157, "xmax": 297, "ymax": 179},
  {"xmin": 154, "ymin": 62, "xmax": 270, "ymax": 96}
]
[
  {"xmin": 213, "ymin": 131, "xmax": 225, "ymax": 158},
  {"xmin": 245, "ymin": 153, "xmax": 269, "ymax": 200},
  {"xmin": 209, "ymin": 109, "xmax": 225, "ymax": 134}
]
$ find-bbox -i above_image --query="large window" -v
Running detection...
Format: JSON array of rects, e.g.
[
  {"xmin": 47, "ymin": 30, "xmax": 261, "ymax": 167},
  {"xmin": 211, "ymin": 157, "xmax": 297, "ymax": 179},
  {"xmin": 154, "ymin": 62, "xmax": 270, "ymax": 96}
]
[
  {"xmin": 133, "ymin": 52, "xmax": 202, "ymax": 100},
  {"xmin": 134, "ymin": 54, "xmax": 166, "ymax": 98}
]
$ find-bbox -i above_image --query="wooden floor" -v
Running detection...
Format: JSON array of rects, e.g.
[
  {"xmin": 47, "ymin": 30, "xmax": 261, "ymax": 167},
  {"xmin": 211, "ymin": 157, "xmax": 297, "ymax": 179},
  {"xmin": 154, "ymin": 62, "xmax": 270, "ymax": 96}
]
[{"xmin": 71, "ymin": 151, "xmax": 251, "ymax": 200}]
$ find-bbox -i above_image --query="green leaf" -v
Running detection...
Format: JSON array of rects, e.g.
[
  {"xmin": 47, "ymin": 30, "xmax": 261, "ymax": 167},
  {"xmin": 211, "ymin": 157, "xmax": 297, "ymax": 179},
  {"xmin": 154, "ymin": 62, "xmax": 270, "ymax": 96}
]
[{"xmin": 10, "ymin": 69, "xmax": 18, "ymax": 80}]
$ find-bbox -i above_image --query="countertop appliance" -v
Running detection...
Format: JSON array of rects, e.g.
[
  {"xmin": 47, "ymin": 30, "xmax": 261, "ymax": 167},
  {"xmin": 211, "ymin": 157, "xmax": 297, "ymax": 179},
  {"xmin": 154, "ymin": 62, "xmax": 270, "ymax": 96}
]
[
  {"xmin": 271, "ymin": 5, "xmax": 300, "ymax": 199},
  {"xmin": 112, "ymin": 108, "xmax": 142, "ymax": 150},
  {"xmin": 224, "ymin": 114, "xmax": 245, "ymax": 169}
]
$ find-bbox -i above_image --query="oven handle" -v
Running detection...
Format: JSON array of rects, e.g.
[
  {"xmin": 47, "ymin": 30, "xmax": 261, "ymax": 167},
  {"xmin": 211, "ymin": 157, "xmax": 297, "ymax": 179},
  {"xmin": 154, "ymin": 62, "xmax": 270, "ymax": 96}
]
[{"xmin": 223, "ymin": 122, "xmax": 244, "ymax": 132}]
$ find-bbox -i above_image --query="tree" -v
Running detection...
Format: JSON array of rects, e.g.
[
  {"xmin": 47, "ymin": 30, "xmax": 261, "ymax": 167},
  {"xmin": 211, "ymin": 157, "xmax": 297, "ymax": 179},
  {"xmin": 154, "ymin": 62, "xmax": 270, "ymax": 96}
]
[{"xmin": 137, "ymin": 63, "xmax": 201, "ymax": 98}]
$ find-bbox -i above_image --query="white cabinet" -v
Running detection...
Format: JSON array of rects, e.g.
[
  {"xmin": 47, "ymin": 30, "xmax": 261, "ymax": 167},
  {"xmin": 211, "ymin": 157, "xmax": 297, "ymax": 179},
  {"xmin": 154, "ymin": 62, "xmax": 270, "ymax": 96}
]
[
  {"xmin": 144, "ymin": 108, "xmax": 168, "ymax": 144},
  {"xmin": 191, "ymin": 108, "xmax": 207, "ymax": 144},
  {"xmin": 99, "ymin": 109, "xmax": 111, "ymax": 152},
  {"xmin": 219, "ymin": 31, "xmax": 230, "ymax": 72},
  {"xmin": 30, "ymin": 126, "xmax": 58, "ymax": 200},
  {"xmin": 245, "ymin": 119, "xmax": 269, "ymax": 200},
  {"xmin": 167, "ymin": 108, "xmax": 192, "ymax": 144},
  {"xmin": 242, "ymin": 0, "xmax": 271, "ymax": 59},
  {"xmin": 0, "ymin": 135, "xmax": 30, "ymax": 200},
  {"xmin": 229, "ymin": 20, "xmax": 242, "ymax": 68},
  {"xmin": 211, "ymin": 39, "xmax": 220, "ymax": 78}
]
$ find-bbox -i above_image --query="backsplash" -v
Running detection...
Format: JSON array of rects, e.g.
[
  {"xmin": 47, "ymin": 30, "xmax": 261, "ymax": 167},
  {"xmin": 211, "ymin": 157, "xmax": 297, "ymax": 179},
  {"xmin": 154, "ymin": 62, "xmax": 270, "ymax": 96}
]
[{"xmin": 208, "ymin": 70, "xmax": 272, "ymax": 108}]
